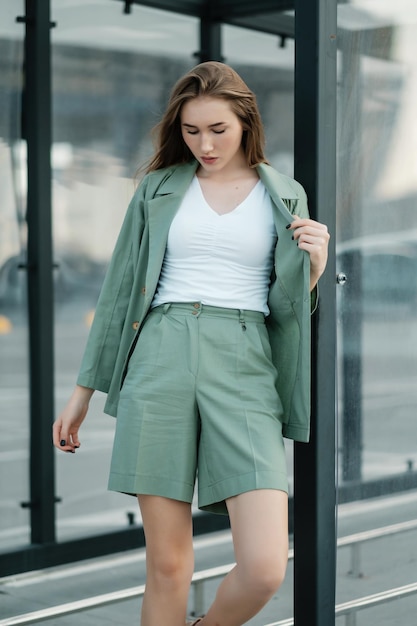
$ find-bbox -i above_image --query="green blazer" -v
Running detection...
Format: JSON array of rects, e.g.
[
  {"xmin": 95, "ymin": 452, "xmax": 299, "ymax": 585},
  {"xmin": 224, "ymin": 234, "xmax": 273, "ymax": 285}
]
[{"xmin": 77, "ymin": 161, "xmax": 315, "ymax": 442}]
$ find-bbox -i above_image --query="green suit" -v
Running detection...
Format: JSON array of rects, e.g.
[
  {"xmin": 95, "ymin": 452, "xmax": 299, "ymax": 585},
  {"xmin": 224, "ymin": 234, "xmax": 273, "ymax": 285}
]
[{"xmin": 77, "ymin": 161, "xmax": 315, "ymax": 442}]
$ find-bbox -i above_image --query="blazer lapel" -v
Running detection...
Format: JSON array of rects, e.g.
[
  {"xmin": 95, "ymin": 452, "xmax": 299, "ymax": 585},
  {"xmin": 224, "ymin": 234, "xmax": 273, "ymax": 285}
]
[
  {"xmin": 144, "ymin": 162, "xmax": 198, "ymax": 305},
  {"xmin": 257, "ymin": 164, "xmax": 299, "ymax": 218},
  {"xmin": 257, "ymin": 163, "xmax": 306, "ymax": 303}
]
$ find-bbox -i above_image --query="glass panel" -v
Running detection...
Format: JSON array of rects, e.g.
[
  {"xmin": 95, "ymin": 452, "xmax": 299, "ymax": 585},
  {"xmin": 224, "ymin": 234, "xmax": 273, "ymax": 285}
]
[
  {"xmin": 224, "ymin": 24, "xmax": 296, "ymax": 625},
  {"xmin": 50, "ymin": 0, "xmax": 198, "ymax": 541},
  {"xmin": 336, "ymin": 2, "xmax": 417, "ymax": 623},
  {"xmin": 224, "ymin": 24, "xmax": 295, "ymax": 177},
  {"xmin": 0, "ymin": 0, "xmax": 30, "ymax": 550}
]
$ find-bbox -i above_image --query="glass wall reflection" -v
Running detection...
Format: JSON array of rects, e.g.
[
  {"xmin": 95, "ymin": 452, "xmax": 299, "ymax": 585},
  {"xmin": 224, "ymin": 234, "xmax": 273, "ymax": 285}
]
[
  {"xmin": 224, "ymin": 23, "xmax": 295, "ymax": 179},
  {"xmin": 336, "ymin": 2, "xmax": 417, "ymax": 622},
  {"xmin": 50, "ymin": 1, "xmax": 199, "ymax": 540},
  {"xmin": 0, "ymin": 0, "xmax": 30, "ymax": 551}
]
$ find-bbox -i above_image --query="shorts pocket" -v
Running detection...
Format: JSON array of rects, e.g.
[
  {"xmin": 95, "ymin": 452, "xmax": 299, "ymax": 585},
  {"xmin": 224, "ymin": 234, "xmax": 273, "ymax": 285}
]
[{"xmin": 238, "ymin": 322, "xmax": 277, "ymax": 377}]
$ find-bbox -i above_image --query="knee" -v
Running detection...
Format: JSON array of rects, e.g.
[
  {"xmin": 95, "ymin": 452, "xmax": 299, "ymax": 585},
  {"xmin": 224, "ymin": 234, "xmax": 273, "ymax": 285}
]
[
  {"xmin": 255, "ymin": 561, "xmax": 286, "ymax": 598},
  {"xmin": 147, "ymin": 550, "xmax": 194, "ymax": 590},
  {"xmin": 241, "ymin": 555, "xmax": 287, "ymax": 599}
]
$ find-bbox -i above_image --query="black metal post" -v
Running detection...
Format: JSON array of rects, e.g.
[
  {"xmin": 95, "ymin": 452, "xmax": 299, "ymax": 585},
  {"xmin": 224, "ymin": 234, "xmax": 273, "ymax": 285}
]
[
  {"xmin": 293, "ymin": 1, "xmax": 337, "ymax": 625},
  {"xmin": 196, "ymin": 2, "xmax": 222, "ymax": 63},
  {"xmin": 21, "ymin": 0, "xmax": 56, "ymax": 544}
]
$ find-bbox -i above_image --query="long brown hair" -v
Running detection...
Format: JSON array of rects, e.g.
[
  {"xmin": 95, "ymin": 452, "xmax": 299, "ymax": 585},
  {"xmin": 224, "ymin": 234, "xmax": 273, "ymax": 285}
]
[{"xmin": 145, "ymin": 61, "xmax": 268, "ymax": 173}]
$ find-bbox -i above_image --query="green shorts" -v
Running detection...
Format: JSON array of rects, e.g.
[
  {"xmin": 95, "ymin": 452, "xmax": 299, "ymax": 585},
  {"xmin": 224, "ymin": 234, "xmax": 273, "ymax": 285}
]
[{"xmin": 108, "ymin": 302, "xmax": 288, "ymax": 515}]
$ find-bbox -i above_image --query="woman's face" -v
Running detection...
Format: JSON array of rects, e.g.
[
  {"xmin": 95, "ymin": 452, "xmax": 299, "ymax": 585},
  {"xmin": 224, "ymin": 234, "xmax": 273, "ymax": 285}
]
[{"xmin": 180, "ymin": 96, "xmax": 245, "ymax": 176}]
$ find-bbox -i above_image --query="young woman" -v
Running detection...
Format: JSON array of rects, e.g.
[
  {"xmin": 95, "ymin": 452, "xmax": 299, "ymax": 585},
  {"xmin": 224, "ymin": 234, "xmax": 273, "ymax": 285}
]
[{"xmin": 53, "ymin": 61, "xmax": 329, "ymax": 626}]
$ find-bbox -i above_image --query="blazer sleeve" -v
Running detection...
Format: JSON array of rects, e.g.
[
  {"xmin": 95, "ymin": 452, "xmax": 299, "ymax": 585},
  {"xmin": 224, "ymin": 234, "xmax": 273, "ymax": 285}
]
[{"xmin": 76, "ymin": 180, "xmax": 147, "ymax": 392}]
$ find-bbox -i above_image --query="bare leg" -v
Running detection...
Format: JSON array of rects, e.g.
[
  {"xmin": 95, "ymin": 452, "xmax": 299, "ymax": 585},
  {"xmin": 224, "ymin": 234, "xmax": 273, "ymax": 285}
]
[
  {"xmin": 200, "ymin": 489, "xmax": 288, "ymax": 626},
  {"xmin": 138, "ymin": 495, "xmax": 194, "ymax": 626}
]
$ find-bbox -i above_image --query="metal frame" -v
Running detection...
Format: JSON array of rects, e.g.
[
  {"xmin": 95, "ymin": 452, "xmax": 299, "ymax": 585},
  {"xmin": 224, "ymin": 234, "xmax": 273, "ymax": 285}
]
[
  {"xmin": 115, "ymin": 0, "xmax": 294, "ymax": 21},
  {"xmin": 293, "ymin": 1, "xmax": 337, "ymax": 625},
  {"xmin": 196, "ymin": 1, "xmax": 222, "ymax": 63},
  {"xmin": 17, "ymin": 0, "xmax": 57, "ymax": 545}
]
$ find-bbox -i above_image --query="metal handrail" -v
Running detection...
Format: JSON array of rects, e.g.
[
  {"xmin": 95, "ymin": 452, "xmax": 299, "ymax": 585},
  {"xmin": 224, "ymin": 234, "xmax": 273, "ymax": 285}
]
[
  {"xmin": 336, "ymin": 581, "xmax": 417, "ymax": 614},
  {"xmin": 0, "ymin": 585, "xmax": 146, "ymax": 625},
  {"xmin": 2, "ymin": 581, "xmax": 417, "ymax": 626},
  {"xmin": 340, "ymin": 518, "xmax": 417, "ymax": 578},
  {"xmin": 1, "ymin": 519, "xmax": 416, "ymax": 625},
  {"xmin": 338, "ymin": 517, "xmax": 417, "ymax": 546},
  {"xmin": 266, "ymin": 581, "xmax": 417, "ymax": 626}
]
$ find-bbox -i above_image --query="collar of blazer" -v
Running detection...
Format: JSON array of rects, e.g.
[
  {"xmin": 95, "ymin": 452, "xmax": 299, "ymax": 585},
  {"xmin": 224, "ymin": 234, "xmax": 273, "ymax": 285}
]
[
  {"xmin": 147, "ymin": 160, "xmax": 300, "ymax": 221},
  {"xmin": 147, "ymin": 160, "xmax": 299, "ymax": 201}
]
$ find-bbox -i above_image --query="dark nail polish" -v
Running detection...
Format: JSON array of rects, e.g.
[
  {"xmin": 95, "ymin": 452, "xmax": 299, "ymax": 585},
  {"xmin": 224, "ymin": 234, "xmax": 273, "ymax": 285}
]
[
  {"xmin": 60, "ymin": 440, "xmax": 66, "ymax": 446},
  {"xmin": 291, "ymin": 235, "xmax": 294, "ymax": 240},
  {"xmin": 286, "ymin": 223, "xmax": 291, "ymax": 229}
]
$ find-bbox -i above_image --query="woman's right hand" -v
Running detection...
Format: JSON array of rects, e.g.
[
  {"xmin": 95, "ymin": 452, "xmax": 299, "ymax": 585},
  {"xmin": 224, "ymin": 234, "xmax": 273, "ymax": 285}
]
[{"xmin": 53, "ymin": 385, "xmax": 94, "ymax": 453}]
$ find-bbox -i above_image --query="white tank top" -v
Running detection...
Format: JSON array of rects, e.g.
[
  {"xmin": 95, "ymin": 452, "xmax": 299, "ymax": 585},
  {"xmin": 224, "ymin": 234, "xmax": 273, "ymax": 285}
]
[{"xmin": 151, "ymin": 176, "xmax": 277, "ymax": 315}]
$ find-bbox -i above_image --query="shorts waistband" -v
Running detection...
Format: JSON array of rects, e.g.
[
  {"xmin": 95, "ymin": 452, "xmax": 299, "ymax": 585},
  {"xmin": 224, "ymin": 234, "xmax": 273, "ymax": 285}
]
[{"xmin": 151, "ymin": 302, "xmax": 265, "ymax": 323}]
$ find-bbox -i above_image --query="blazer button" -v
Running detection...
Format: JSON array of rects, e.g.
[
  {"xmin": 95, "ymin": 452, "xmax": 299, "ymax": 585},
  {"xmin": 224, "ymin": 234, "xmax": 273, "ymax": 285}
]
[
  {"xmin": 132, "ymin": 321, "xmax": 139, "ymax": 330},
  {"xmin": 141, "ymin": 287, "xmax": 146, "ymax": 295}
]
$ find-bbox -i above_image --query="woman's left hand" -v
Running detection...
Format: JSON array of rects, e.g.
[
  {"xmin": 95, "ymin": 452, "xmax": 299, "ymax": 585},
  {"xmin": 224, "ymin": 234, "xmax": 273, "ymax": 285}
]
[{"xmin": 288, "ymin": 216, "xmax": 330, "ymax": 290}]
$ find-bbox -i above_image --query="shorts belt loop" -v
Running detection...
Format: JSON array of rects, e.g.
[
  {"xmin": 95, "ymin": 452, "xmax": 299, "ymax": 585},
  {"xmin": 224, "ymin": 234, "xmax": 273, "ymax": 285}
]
[
  {"xmin": 239, "ymin": 309, "xmax": 247, "ymax": 331},
  {"xmin": 162, "ymin": 303, "xmax": 171, "ymax": 314}
]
